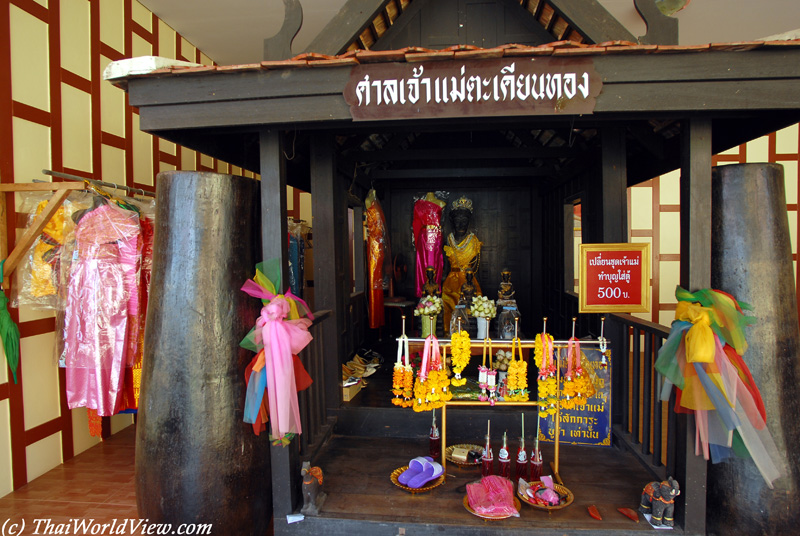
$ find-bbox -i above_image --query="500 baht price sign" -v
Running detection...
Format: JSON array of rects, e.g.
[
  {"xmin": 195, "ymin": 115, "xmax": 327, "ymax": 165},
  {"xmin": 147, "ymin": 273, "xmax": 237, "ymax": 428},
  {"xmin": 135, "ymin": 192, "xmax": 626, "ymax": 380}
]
[{"xmin": 579, "ymin": 243, "xmax": 650, "ymax": 313}]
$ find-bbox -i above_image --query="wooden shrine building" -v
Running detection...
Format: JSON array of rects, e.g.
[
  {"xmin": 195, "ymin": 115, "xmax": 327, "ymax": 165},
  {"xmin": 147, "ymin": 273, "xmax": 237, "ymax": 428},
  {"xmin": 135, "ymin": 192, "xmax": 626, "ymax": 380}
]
[{"xmin": 110, "ymin": 1, "xmax": 800, "ymax": 534}]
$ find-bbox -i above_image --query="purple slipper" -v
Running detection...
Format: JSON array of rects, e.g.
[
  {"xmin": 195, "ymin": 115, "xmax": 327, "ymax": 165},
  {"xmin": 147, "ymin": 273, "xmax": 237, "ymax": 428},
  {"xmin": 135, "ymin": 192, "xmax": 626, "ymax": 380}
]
[
  {"xmin": 407, "ymin": 460, "xmax": 443, "ymax": 488},
  {"xmin": 398, "ymin": 456, "xmax": 433, "ymax": 486}
]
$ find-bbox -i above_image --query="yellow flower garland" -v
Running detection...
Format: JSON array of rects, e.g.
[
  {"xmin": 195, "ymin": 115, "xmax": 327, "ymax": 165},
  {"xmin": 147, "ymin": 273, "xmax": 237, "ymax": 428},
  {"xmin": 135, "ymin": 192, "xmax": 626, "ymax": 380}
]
[
  {"xmin": 505, "ymin": 338, "xmax": 529, "ymax": 401},
  {"xmin": 534, "ymin": 332, "xmax": 556, "ymax": 416},
  {"xmin": 391, "ymin": 361, "xmax": 405, "ymax": 405},
  {"xmin": 412, "ymin": 368, "xmax": 453, "ymax": 412},
  {"xmin": 450, "ymin": 330, "xmax": 471, "ymax": 386}
]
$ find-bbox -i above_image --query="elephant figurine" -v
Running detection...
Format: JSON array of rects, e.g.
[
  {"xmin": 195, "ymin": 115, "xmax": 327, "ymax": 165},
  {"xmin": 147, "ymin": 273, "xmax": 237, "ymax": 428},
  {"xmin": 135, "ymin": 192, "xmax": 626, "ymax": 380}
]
[
  {"xmin": 301, "ymin": 462, "xmax": 326, "ymax": 516},
  {"xmin": 639, "ymin": 477, "xmax": 680, "ymax": 527}
]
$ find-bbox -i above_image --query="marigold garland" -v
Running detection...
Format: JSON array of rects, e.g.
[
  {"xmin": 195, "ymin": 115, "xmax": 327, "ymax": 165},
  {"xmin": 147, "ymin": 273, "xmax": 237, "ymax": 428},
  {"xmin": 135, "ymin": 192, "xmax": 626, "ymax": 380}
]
[
  {"xmin": 391, "ymin": 361, "xmax": 405, "ymax": 405},
  {"xmin": 412, "ymin": 368, "xmax": 453, "ymax": 412},
  {"xmin": 505, "ymin": 338, "xmax": 529, "ymax": 402},
  {"xmin": 450, "ymin": 330, "xmax": 471, "ymax": 386},
  {"xmin": 535, "ymin": 332, "xmax": 557, "ymax": 417},
  {"xmin": 401, "ymin": 365, "xmax": 414, "ymax": 407}
]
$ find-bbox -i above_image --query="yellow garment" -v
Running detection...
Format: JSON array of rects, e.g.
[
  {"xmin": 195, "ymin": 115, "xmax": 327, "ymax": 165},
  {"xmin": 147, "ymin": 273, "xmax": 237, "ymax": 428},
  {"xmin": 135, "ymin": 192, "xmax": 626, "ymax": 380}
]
[
  {"xmin": 675, "ymin": 301, "xmax": 715, "ymax": 363},
  {"xmin": 30, "ymin": 201, "xmax": 70, "ymax": 298},
  {"xmin": 442, "ymin": 232, "xmax": 482, "ymax": 332}
]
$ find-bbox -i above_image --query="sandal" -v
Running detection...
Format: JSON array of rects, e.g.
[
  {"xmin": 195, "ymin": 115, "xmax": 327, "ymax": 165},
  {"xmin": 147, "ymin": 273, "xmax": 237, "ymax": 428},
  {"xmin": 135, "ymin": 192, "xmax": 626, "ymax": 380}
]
[
  {"xmin": 397, "ymin": 456, "xmax": 433, "ymax": 486},
  {"xmin": 406, "ymin": 460, "xmax": 443, "ymax": 488}
]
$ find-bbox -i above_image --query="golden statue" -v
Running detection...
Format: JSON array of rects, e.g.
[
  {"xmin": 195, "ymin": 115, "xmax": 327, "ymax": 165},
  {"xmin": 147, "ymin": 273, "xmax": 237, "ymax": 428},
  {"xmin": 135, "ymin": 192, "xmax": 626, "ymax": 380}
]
[
  {"xmin": 422, "ymin": 265, "xmax": 441, "ymax": 297},
  {"xmin": 497, "ymin": 269, "xmax": 515, "ymax": 302},
  {"xmin": 442, "ymin": 196, "xmax": 482, "ymax": 333},
  {"xmin": 459, "ymin": 268, "xmax": 477, "ymax": 305}
]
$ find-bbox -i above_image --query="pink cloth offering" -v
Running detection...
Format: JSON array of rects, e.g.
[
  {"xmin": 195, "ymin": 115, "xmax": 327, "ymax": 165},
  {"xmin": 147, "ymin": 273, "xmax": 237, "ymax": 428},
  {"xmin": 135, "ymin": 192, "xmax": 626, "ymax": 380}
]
[
  {"xmin": 413, "ymin": 199, "xmax": 443, "ymax": 297},
  {"xmin": 466, "ymin": 475, "xmax": 520, "ymax": 517},
  {"xmin": 538, "ymin": 475, "xmax": 560, "ymax": 505},
  {"xmin": 64, "ymin": 204, "xmax": 142, "ymax": 416}
]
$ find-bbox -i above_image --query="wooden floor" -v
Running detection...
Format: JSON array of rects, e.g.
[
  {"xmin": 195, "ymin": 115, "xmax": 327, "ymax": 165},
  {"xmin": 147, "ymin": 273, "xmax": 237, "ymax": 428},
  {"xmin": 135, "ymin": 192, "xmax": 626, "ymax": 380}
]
[
  {"xmin": 0, "ymin": 426, "xmax": 138, "ymax": 530},
  {"xmin": 298, "ymin": 434, "xmax": 683, "ymax": 536},
  {"xmin": 0, "ymin": 414, "xmax": 680, "ymax": 536}
]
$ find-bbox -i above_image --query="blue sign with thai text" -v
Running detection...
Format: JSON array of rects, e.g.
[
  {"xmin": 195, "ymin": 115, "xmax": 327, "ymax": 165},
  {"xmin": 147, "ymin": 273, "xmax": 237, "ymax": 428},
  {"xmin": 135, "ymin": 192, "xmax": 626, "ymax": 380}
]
[{"xmin": 538, "ymin": 346, "xmax": 612, "ymax": 447}]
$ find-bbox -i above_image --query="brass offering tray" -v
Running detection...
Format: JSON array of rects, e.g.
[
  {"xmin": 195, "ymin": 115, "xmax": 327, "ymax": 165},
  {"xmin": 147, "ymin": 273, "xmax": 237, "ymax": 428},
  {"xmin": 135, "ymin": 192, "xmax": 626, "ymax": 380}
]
[
  {"xmin": 463, "ymin": 495, "xmax": 521, "ymax": 520},
  {"xmin": 517, "ymin": 481, "xmax": 574, "ymax": 511},
  {"xmin": 445, "ymin": 443, "xmax": 483, "ymax": 466},
  {"xmin": 390, "ymin": 465, "xmax": 445, "ymax": 494}
]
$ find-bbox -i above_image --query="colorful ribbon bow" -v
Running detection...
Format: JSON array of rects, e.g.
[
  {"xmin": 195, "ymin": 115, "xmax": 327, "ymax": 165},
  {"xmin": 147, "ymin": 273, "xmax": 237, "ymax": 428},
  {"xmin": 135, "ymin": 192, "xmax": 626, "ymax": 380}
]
[
  {"xmin": 675, "ymin": 300, "xmax": 715, "ymax": 364},
  {"xmin": 241, "ymin": 261, "xmax": 313, "ymax": 441},
  {"xmin": 655, "ymin": 286, "xmax": 785, "ymax": 488}
]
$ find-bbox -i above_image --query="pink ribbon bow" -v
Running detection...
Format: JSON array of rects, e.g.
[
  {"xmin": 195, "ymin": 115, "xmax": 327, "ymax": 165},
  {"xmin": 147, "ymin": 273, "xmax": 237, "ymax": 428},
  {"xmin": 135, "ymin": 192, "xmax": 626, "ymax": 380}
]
[{"xmin": 242, "ymin": 281, "xmax": 313, "ymax": 439}]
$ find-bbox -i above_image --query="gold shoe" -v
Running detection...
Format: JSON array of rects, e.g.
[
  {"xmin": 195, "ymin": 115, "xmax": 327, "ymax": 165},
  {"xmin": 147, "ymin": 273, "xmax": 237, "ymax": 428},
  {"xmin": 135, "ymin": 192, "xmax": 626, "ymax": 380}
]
[{"xmin": 347, "ymin": 361, "xmax": 366, "ymax": 375}]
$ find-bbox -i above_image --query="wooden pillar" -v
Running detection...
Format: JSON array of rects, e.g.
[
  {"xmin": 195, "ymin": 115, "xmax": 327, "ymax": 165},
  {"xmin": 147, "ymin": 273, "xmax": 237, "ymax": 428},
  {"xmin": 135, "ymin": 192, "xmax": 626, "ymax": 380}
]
[
  {"xmin": 677, "ymin": 117, "xmax": 711, "ymax": 536},
  {"xmin": 137, "ymin": 171, "xmax": 267, "ymax": 534},
  {"xmin": 601, "ymin": 126, "xmax": 627, "ymax": 426},
  {"xmin": 709, "ymin": 163, "xmax": 800, "ymax": 534},
  {"xmin": 310, "ymin": 134, "xmax": 345, "ymax": 412},
  {"xmin": 260, "ymin": 130, "xmax": 300, "ymax": 522}
]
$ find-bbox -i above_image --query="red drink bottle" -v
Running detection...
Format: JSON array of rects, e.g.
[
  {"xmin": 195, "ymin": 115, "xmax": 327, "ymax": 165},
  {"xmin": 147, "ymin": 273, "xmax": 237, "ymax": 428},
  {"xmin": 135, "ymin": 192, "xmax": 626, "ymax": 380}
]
[
  {"xmin": 429, "ymin": 410, "xmax": 441, "ymax": 459},
  {"xmin": 515, "ymin": 436, "xmax": 529, "ymax": 482},
  {"xmin": 530, "ymin": 448, "xmax": 543, "ymax": 481},
  {"xmin": 481, "ymin": 434, "xmax": 494, "ymax": 477},
  {"xmin": 498, "ymin": 431, "xmax": 511, "ymax": 479}
]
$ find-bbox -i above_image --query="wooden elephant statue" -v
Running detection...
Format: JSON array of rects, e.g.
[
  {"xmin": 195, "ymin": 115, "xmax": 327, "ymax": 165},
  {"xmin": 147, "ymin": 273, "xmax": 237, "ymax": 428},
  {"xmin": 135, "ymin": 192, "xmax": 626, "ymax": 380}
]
[{"xmin": 639, "ymin": 477, "xmax": 680, "ymax": 527}]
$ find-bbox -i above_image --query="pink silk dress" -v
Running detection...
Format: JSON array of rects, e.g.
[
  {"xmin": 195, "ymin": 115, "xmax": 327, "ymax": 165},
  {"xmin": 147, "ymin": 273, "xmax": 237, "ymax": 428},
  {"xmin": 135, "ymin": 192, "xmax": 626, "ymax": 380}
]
[
  {"xmin": 413, "ymin": 199, "xmax": 444, "ymax": 297},
  {"xmin": 64, "ymin": 203, "xmax": 142, "ymax": 416}
]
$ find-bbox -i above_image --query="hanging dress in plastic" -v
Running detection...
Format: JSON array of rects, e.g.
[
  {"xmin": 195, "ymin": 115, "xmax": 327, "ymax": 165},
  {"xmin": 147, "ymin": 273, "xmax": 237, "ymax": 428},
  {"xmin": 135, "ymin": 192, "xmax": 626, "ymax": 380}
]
[
  {"xmin": 64, "ymin": 203, "xmax": 142, "ymax": 416},
  {"xmin": 366, "ymin": 197, "xmax": 387, "ymax": 329},
  {"xmin": 130, "ymin": 214, "xmax": 154, "ymax": 408},
  {"xmin": 413, "ymin": 199, "xmax": 444, "ymax": 298}
]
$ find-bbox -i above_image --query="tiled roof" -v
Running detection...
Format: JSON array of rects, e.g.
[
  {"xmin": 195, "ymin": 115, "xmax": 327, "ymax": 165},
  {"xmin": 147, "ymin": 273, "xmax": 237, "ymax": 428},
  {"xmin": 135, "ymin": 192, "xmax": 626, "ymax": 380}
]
[{"xmin": 129, "ymin": 40, "xmax": 800, "ymax": 82}]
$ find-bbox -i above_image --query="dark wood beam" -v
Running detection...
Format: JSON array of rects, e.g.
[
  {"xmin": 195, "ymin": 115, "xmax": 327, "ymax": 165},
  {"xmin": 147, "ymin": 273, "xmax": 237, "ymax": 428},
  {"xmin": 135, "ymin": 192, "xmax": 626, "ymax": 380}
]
[
  {"xmin": 677, "ymin": 117, "xmax": 711, "ymax": 536},
  {"xmin": 352, "ymin": 146, "xmax": 575, "ymax": 162},
  {"xmin": 128, "ymin": 50, "xmax": 800, "ymax": 134},
  {"xmin": 496, "ymin": 0, "xmax": 568, "ymax": 45},
  {"xmin": 260, "ymin": 130, "xmax": 300, "ymax": 524},
  {"xmin": 627, "ymin": 122, "xmax": 666, "ymax": 160},
  {"xmin": 548, "ymin": 0, "xmax": 637, "ymax": 44},
  {"xmin": 371, "ymin": 166, "xmax": 555, "ymax": 179},
  {"xmin": 601, "ymin": 126, "xmax": 627, "ymax": 244},
  {"xmin": 600, "ymin": 126, "xmax": 627, "ymax": 438},
  {"xmin": 371, "ymin": 0, "xmax": 430, "ymax": 52},
  {"xmin": 310, "ymin": 134, "xmax": 346, "ymax": 413},
  {"xmin": 303, "ymin": 0, "xmax": 393, "ymax": 55}
]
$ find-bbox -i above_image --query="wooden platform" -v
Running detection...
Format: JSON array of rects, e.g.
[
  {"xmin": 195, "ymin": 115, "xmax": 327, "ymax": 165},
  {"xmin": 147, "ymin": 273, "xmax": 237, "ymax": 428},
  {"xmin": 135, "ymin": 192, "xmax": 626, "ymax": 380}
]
[{"xmin": 285, "ymin": 434, "xmax": 683, "ymax": 536}]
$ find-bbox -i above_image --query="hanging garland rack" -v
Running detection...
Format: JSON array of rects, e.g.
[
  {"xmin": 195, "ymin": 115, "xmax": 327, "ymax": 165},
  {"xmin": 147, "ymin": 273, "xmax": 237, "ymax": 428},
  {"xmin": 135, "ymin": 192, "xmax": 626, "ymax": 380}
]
[{"xmin": 0, "ymin": 169, "xmax": 154, "ymax": 286}]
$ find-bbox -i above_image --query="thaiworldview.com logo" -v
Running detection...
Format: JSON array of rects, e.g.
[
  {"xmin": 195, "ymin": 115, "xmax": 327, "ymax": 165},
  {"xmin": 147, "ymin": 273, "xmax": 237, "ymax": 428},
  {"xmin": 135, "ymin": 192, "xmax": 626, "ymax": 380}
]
[{"xmin": 1, "ymin": 518, "xmax": 214, "ymax": 535}]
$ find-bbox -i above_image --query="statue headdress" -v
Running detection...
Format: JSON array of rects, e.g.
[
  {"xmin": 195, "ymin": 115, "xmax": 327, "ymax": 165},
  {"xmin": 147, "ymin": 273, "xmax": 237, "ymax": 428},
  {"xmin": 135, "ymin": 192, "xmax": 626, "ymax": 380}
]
[{"xmin": 451, "ymin": 196, "xmax": 473, "ymax": 213}]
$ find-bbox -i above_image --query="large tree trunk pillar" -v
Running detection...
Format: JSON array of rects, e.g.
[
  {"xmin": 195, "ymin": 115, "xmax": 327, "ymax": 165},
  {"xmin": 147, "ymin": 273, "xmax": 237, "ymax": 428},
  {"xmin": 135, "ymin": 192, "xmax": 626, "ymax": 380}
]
[
  {"xmin": 708, "ymin": 163, "xmax": 800, "ymax": 534},
  {"xmin": 136, "ymin": 171, "xmax": 269, "ymax": 534}
]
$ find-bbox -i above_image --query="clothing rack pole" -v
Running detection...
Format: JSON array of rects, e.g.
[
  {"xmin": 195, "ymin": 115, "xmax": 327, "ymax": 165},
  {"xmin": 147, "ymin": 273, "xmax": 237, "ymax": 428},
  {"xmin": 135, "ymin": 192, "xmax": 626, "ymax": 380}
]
[{"xmin": 42, "ymin": 169, "xmax": 155, "ymax": 198}]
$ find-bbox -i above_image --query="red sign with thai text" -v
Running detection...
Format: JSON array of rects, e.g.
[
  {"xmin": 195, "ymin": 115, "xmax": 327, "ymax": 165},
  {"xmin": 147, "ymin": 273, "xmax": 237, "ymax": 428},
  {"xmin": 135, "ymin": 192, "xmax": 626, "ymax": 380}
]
[{"xmin": 579, "ymin": 243, "xmax": 650, "ymax": 313}]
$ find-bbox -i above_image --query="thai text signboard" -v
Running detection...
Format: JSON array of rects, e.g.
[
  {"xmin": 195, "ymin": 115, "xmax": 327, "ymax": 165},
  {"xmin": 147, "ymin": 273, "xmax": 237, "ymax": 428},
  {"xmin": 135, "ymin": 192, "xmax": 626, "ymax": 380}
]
[
  {"xmin": 579, "ymin": 242, "xmax": 651, "ymax": 313},
  {"xmin": 539, "ymin": 346, "xmax": 611, "ymax": 447},
  {"xmin": 344, "ymin": 57, "xmax": 601, "ymax": 121}
]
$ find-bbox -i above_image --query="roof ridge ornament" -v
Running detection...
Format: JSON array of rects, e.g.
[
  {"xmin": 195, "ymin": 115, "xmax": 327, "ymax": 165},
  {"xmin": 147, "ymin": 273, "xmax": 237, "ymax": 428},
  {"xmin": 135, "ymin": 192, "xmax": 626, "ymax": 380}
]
[
  {"xmin": 635, "ymin": 0, "xmax": 680, "ymax": 45},
  {"xmin": 263, "ymin": 0, "xmax": 304, "ymax": 61}
]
